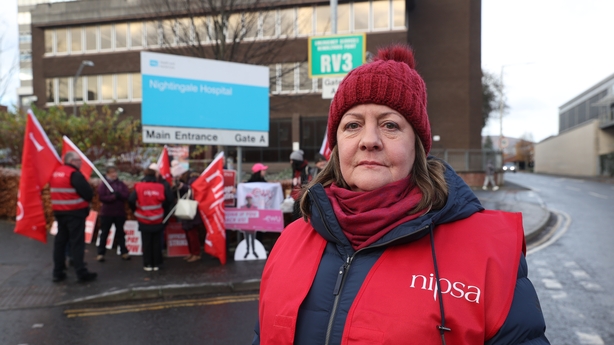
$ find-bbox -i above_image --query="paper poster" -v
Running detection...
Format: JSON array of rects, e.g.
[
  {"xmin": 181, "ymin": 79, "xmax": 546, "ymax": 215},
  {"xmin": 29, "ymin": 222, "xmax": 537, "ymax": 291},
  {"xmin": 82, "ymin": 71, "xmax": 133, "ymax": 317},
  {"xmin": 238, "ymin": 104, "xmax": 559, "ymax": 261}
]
[
  {"xmin": 225, "ymin": 209, "xmax": 284, "ymax": 232},
  {"xmin": 165, "ymin": 218, "xmax": 190, "ymax": 257},
  {"xmin": 236, "ymin": 182, "xmax": 283, "ymax": 210},
  {"xmin": 122, "ymin": 220, "xmax": 142, "ymax": 255}
]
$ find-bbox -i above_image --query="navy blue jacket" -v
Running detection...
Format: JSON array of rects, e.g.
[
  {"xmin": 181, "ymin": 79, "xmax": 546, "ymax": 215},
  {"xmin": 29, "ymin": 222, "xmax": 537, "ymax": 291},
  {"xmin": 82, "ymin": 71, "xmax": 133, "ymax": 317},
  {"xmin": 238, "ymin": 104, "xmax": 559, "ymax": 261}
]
[{"xmin": 253, "ymin": 163, "xmax": 549, "ymax": 344}]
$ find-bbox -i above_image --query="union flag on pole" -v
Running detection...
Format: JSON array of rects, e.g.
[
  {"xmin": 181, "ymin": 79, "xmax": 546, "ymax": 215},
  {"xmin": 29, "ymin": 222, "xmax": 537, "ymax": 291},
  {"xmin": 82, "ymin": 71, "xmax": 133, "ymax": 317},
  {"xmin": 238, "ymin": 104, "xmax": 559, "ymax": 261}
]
[
  {"xmin": 191, "ymin": 152, "xmax": 226, "ymax": 264},
  {"xmin": 14, "ymin": 110, "xmax": 62, "ymax": 243},
  {"xmin": 61, "ymin": 136, "xmax": 94, "ymax": 181},
  {"xmin": 157, "ymin": 146, "xmax": 172, "ymax": 184}
]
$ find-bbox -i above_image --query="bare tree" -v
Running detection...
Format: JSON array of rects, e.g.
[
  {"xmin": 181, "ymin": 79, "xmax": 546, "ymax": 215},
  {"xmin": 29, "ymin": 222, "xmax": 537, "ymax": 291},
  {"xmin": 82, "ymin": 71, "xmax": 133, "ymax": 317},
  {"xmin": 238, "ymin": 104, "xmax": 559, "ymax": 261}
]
[{"xmin": 482, "ymin": 69, "xmax": 508, "ymax": 129}]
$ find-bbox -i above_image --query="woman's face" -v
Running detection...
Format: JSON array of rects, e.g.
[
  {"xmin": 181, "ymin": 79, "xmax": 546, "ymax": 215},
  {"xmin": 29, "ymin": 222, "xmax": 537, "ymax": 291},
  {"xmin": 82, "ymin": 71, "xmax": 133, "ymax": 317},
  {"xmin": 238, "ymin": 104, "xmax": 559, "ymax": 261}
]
[{"xmin": 337, "ymin": 104, "xmax": 416, "ymax": 192}]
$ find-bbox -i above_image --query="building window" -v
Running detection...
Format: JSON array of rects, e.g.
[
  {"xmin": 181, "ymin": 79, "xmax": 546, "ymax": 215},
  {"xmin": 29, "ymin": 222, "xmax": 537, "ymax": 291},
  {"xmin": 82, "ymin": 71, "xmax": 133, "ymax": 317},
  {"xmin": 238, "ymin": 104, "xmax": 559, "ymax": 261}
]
[
  {"xmin": 194, "ymin": 17, "xmax": 209, "ymax": 43},
  {"xmin": 129, "ymin": 22, "xmax": 143, "ymax": 48},
  {"xmin": 243, "ymin": 13, "xmax": 259, "ymax": 39},
  {"xmin": 279, "ymin": 9, "xmax": 294, "ymax": 37},
  {"xmin": 300, "ymin": 116, "xmax": 328, "ymax": 161},
  {"xmin": 19, "ymin": 51, "xmax": 32, "ymax": 62},
  {"xmin": 74, "ymin": 77, "xmax": 83, "ymax": 102},
  {"xmin": 298, "ymin": 62, "xmax": 312, "ymax": 92},
  {"xmin": 100, "ymin": 25, "xmax": 112, "ymax": 50},
  {"xmin": 162, "ymin": 20, "xmax": 176, "ymax": 45},
  {"xmin": 45, "ymin": 30, "xmax": 53, "ymax": 54},
  {"xmin": 17, "ymin": 12, "xmax": 31, "ymax": 25},
  {"xmin": 297, "ymin": 7, "xmax": 313, "ymax": 36},
  {"xmin": 337, "ymin": 3, "xmax": 350, "ymax": 33},
  {"xmin": 19, "ymin": 34, "xmax": 32, "ymax": 43},
  {"xmin": 262, "ymin": 10, "xmax": 276, "ymax": 38},
  {"xmin": 58, "ymin": 78, "xmax": 69, "ymax": 103},
  {"xmin": 372, "ymin": 0, "xmax": 390, "ymax": 30},
  {"xmin": 393, "ymin": 0, "xmax": 406, "ymax": 28},
  {"xmin": 101, "ymin": 75, "xmax": 113, "ymax": 100},
  {"xmin": 131, "ymin": 73, "xmax": 142, "ymax": 99},
  {"xmin": 71, "ymin": 27, "xmax": 82, "ymax": 53},
  {"xmin": 280, "ymin": 63, "xmax": 295, "ymax": 93},
  {"xmin": 269, "ymin": 64, "xmax": 278, "ymax": 93},
  {"xmin": 116, "ymin": 74, "xmax": 129, "ymax": 100},
  {"xmin": 146, "ymin": 21, "xmax": 159, "ymax": 47},
  {"xmin": 175, "ymin": 18, "xmax": 193, "ymax": 44},
  {"xmin": 316, "ymin": 5, "xmax": 331, "ymax": 35},
  {"xmin": 85, "ymin": 26, "xmax": 97, "ymax": 51},
  {"xmin": 354, "ymin": 2, "xmax": 370, "ymax": 31},
  {"xmin": 46, "ymin": 79, "xmax": 55, "ymax": 103},
  {"xmin": 56, "ymin": 29, "xmax": 67, "ymax": 53},
  {"xmin": 87, "ymin": 75, "xmax": 98, "ymax": 102},
  {"xmin": 115, "ymin": 23, "xmax": 127, "ymax": 49},
  {"xmin": 19, "ymin": 68, "xmax": 33, "ymax": 81}
]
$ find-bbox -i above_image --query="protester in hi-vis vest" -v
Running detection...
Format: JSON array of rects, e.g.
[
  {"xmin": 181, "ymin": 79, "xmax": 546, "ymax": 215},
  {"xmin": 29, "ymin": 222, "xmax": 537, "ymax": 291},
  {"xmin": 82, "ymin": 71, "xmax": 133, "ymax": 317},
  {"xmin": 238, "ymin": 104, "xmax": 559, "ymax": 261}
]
[
  {"xmin": 254, "ymin": 45, "xmax": 549, "ymax": 344},
  {"xmin": 129, "ymin": 168, "xmax": 172, "ymax": 271},
  {"xmin": 50, "ymin": 151, "xmax": 97, "ymax": 283}
]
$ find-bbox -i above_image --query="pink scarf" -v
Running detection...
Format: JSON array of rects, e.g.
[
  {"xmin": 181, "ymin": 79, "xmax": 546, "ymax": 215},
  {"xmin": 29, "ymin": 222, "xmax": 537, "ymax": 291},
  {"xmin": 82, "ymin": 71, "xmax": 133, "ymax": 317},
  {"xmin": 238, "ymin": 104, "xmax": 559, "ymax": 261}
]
[{"xmin": 325, "ymin": 177, "xmax": 424, "ymax": 250}]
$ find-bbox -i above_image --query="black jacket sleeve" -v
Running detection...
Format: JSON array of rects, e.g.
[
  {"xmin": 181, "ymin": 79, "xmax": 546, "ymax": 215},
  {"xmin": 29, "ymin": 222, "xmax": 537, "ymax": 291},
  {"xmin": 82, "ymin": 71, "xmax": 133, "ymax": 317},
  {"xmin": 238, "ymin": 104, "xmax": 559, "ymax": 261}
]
[
  {"xmin": 485, "ymin": 254, "xmax": 550, "ymax": 344},
  {"xmin": 70, "ymin": 171, "xmax": 93, "ymax": 202},
  {"xmin": 128, "ymin": 190, "xmax": 137, "ymax": 212}
]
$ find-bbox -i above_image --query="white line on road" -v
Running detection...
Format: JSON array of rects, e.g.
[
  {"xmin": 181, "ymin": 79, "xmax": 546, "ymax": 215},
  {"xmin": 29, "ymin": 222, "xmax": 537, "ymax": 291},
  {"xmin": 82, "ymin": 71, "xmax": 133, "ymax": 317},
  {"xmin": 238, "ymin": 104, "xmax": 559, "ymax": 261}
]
[
  {"xmin": 566, "ymin": 186, "xmax": 580, "ymax": 191},
  {"xmin": 589, "ymin": 192, "xmax": 608, "ymax": 199},
  {"xmin": 570, "ymin": 270, "xmax": 591, "ymax": 280},
  {"xmin": 576, "ymin": 331, "xmax": 605, "ymax": 345},
  {"xmin": 542, "ymin": 278, "xmax": 563, "ymax": 289},
  {"xmin": 537, "ymin": 268, "xmax": 555, "ymax": 278},
  {"xmin": 527, "ymin": 210, "xmax": 571, "ymax": 255},
  {"xmin": 564, "ymin": 261, "xmax": 579, "ymax": 268},
  {"xmin": 549, "ymin": 291, "xmax": 567, "ymax": 299},
  {"xmin": 579, "ymin": 281, "xmax": 603, "ymax": 291}
]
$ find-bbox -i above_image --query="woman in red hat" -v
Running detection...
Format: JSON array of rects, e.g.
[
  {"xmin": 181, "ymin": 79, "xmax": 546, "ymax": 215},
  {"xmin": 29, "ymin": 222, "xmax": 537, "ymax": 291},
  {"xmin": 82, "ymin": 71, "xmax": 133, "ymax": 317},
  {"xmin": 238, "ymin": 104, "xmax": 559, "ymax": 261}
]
[{"xmin": 254, "ymin": 44, "xmax": 549, "ymax": 344}]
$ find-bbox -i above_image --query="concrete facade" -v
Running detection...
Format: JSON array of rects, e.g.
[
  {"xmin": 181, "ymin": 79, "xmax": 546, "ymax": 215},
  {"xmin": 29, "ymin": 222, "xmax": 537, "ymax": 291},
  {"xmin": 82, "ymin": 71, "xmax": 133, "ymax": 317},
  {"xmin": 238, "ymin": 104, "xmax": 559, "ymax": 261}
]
[{"xmin": 29, "ymin": 0, "xmax": 483, "ymax": 165}]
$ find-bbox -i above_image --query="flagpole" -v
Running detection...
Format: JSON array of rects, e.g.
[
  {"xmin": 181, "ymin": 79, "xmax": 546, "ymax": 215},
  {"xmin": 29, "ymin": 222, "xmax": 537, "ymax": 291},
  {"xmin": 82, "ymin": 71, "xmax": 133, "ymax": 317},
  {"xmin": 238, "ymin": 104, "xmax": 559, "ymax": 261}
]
[{"xmin": 62, "ymin": 135, "xmax": 115, "ymax": 193}]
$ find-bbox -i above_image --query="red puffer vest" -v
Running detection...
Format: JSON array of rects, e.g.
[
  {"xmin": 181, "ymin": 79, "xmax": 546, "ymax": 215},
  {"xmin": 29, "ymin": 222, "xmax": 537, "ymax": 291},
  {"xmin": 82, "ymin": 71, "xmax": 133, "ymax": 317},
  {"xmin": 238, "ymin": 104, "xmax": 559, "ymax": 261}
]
[
  {"xmin": 50, "ymin": 165, "xmax": 89, "ymax": 211},
  {"xmin": 259, "ymin": 210, "xmax": 525, "ymax": 344},
  {"xmin": 134, "ymin": 182, "xmax": 165, "ymax": 224}
]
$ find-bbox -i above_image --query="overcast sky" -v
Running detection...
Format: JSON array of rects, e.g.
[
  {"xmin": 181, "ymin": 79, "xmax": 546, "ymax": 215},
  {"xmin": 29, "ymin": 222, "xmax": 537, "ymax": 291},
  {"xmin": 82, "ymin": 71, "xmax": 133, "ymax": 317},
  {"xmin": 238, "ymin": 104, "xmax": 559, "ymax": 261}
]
[
  {"xmin": 482, "ymin": 0, "xmax": 614, "ymax": 142},
  {"xmin": 2, "ymin": 0, "xmax": 613, "ymax": 144}
]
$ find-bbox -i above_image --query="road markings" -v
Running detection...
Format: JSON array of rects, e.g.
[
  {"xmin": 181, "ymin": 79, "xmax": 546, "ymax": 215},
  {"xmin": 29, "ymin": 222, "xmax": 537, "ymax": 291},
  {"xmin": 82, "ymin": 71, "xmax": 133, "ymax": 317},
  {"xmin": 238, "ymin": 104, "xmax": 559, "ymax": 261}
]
[
  {"xmin": 579, "ymin": 281, "xmax": 603, "ymax": 291},
  {"xmin": 564, "ymin": 261, "xmax": 579, "ymax": 269},
  {"xmin": 64, "ymin": 294, "xmax": 259, "ymax": 318},
  {"xmin": 570, "ymin": 270, "xmax": 591, "ymax": 280},
  {"xmin": 566, "ymin": 186, "xmax": 580, "ymax": 191},
  {"xmin": 576, "ymin": 331, "xmax": 604, "ymax": 344},
  {"xmin": 588, "ymin": 192, "xmax": 608, "ymax": 199},
  {"xmin": 537, "ymin": 268, "xmax": 555, "ymax": 278},
  {"xmin": 527, "ymin": 210, "xmax": 571, "ymax": 255},
  {"xmin": 549, "ymin": 291, "xmax": 567, "ymax": 299},
  {"xmin": 542, "ymin": 278, "xmax": 563, "ymax": 289}
]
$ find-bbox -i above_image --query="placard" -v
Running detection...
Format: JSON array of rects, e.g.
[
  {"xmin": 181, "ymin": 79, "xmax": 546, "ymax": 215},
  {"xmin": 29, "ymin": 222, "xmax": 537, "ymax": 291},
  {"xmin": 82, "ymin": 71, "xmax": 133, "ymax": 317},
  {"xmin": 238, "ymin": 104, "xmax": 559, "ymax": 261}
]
[
  {"xmin": 225, "ymin": 209, "xmax": 284, "ymax": 232},
  {"xmin": 123, "ymin": 221, "xmax": 142, "ymax": 255},
  {"xmin": 165, "ymin": 219, "xmax": 190, "ymax": 257}
]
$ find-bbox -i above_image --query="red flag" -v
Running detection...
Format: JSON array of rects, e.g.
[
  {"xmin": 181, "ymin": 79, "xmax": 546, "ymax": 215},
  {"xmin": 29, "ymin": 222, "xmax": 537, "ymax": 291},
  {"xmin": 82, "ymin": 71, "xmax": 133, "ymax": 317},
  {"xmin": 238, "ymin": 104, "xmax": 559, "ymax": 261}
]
[
  {"xmin": 320, "ymin": 130, "xmax": 332, "ymax": 160},
  {"xmin": 61, "ymin": 136, "xmax": 93, "ymax": 181},
  {"xmin": 157, "ymin": 146, "xmax": 172, "ymax": 184},
  {"xmin": 14, "ymin": 110, "xmax": 62, "ymax": 243},
  {"xmin": 191, "ymin": 152, "xmax": 226, "ymax": 264}
]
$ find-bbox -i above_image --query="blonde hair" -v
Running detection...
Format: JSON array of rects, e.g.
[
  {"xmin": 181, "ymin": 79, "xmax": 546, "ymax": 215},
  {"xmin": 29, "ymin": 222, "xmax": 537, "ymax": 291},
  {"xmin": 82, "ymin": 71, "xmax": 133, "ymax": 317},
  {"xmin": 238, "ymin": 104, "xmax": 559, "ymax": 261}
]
[{"xmin": 299, "ymin": 137, "xmax": 448, "ymax": 220}]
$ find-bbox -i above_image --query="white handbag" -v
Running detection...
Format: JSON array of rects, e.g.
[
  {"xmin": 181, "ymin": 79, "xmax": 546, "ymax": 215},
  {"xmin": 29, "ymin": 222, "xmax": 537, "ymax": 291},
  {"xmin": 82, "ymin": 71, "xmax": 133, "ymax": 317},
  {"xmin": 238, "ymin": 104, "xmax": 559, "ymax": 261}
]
[{"xmin": 174, "ymin": 188, "xmax": 198, "ymax": 220}]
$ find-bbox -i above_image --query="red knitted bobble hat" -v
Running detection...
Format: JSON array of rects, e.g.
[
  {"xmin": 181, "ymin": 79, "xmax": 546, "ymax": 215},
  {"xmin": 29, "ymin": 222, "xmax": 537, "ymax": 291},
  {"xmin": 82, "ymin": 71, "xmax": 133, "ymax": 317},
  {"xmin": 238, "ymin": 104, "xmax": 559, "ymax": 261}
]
[{"xmin": 328, "ymin": 44, "xmax": 431, "ymax": 154}]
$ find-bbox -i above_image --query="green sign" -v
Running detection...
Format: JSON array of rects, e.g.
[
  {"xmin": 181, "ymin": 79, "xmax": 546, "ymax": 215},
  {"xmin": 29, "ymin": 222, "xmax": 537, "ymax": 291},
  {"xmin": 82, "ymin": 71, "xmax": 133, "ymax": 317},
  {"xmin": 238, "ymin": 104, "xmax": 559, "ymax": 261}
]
[{"xmin": 308, "ymin": 33, "xmax": 366, "ymax": 78}]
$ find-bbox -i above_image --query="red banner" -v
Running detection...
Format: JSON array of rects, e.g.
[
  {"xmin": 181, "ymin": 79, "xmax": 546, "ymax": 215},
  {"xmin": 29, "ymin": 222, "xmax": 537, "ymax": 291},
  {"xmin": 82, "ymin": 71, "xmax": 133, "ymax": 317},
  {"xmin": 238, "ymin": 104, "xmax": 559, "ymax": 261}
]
[
  {"xmin": 157, "ymin": 146, "xmax": 172, "ymax": 184},
  {"xmin": 319, "ymin": 130, "xmax": 332, "ymax": 160},
  {"xmin": 61, "ymin": 136, "xmax": 93, "ymax": 181},
  {"xmin": 192, "ymin": 153, "xmax": 226, "ymax": 264},
  {"xmin": 223, "ymin": 169, "xmax": 236, "ymax": 207},
  {"xmin": 14, "ymin": 110, "xmax": 62, "ymax": 243}
]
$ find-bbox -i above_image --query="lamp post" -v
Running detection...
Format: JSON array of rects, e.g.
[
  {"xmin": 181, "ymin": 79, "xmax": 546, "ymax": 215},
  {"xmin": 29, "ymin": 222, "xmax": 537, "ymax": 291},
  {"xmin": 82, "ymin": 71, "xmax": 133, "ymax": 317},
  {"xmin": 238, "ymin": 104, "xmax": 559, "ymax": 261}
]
[{"xmin": 73, "ymin": 60, "xmax": 94, "ymax": 115}]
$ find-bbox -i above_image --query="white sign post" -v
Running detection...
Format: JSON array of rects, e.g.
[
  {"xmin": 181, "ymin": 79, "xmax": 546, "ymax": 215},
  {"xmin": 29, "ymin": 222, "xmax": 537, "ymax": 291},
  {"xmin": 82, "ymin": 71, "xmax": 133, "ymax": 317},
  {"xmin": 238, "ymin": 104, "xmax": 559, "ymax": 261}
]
[{"xmin": 322, "ymin": 77, "xmax": 344, "ymax": 99}]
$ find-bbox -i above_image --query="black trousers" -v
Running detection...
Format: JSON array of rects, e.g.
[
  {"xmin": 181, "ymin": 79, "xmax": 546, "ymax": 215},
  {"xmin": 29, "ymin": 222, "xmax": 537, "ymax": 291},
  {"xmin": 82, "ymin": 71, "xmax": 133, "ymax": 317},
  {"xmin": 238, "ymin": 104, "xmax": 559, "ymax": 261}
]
[
  {"xmin": 97, "ymin": 216, "xmax": 128, "ymax": 255},
  {"xmin": 141, "ymin": 231, "xmax": 163, "ymax": 268},
  {"xmin": 53, "ymin": 214, "xmax": 88, "ymax": 278}
]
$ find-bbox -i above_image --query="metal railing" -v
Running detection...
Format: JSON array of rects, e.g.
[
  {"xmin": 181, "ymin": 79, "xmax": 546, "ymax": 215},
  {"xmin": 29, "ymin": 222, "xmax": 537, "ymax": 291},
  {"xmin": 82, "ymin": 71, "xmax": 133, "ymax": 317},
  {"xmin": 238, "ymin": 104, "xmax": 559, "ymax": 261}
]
[{"xmin": 430, "ymin": 149, "xmax": 503, "ymax": 172}]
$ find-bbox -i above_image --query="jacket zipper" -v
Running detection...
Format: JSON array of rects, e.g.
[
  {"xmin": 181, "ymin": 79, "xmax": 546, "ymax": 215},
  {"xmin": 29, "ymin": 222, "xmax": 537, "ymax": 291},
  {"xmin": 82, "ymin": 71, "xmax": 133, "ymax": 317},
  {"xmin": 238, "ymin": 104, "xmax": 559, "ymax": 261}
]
[{"xmin": 309, "ymin": 188, "xmax": 432, "ymax": 344}]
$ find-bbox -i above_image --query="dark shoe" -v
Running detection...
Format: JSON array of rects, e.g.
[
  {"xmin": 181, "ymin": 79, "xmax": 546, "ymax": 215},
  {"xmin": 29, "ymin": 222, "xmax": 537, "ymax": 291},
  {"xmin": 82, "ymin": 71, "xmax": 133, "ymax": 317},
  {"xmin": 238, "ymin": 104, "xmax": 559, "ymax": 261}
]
[
  {"xmin": 77, "ymin": 271, "xmax": 97, "ymax": 283},
  {"xmin": 52, "ymin": 272, "xmax": 66, "ymax": 283},
  {"xmin": 96, "ymin": 255, "xmax": 105, "ymax": 262},
  {"xmin": 121, "ymin": 253, "xmax": 131, "ymax": 261}
]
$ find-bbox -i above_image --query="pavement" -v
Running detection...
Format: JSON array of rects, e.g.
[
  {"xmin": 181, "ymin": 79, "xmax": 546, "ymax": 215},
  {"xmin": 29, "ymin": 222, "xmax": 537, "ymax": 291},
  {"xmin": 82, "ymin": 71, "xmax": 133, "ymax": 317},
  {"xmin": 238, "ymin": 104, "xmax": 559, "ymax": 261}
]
[{"xmin": 0, "ymin": 180, "xmax": 551, "ymax": 309}]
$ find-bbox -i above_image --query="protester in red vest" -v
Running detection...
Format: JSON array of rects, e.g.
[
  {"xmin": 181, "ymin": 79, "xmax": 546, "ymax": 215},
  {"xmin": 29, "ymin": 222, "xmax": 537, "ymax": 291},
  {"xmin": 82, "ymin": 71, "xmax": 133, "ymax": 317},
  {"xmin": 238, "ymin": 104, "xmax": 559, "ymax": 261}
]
[
  {"xmin": 50, "ymin": 151, "xmax": 97, "ymax": 283},
  {"xmin": 96, "ymin": 165, "xmax": 131, "ymax": 262},
  {"xmin": 129, "ymin": 168, "xmax": 172, "ymax": 271},
  {"xmin": 255, "ymin": 45, "xmax": 549, "ymax": 344}
]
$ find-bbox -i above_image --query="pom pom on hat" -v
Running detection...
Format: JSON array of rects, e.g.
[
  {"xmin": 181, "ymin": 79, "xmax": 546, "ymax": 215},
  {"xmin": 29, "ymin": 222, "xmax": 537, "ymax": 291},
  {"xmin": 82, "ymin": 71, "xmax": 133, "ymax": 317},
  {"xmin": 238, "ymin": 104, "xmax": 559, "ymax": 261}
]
[
  {"xmin": 327, "ymin": 44, "xmax": 432, "ymax": 154},
  {"xmin": 289, "ymin": 150, "xmax": 304, "ymax": 161}
]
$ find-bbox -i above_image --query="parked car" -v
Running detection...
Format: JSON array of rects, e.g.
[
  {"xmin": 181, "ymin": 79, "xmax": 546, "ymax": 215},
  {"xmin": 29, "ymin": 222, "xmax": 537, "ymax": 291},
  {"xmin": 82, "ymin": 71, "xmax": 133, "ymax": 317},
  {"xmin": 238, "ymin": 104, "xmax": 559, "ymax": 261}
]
[{"xmin": 502, "ymin": 162, "xmax": 516, "ymax": 173}]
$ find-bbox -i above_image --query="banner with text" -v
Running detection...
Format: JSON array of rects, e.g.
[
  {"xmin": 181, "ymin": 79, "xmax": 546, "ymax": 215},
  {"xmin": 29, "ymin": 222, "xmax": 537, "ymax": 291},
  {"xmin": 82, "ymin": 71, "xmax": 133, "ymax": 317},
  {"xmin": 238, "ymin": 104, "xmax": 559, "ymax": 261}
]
[
  {"xmin": 236, "ymin": 182, "xmax": 283, "ymax": 210},
  {"xmin": 225, "ymin": 209, "xmax": 284, "ymax": 232}
]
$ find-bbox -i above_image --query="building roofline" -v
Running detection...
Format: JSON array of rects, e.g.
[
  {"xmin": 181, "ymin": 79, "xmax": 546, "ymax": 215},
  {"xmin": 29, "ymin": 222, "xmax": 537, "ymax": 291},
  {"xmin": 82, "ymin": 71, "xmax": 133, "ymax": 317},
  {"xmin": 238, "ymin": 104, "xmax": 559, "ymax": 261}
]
[{"xmin": 559, "ymin": 71, "xmax": 614, "ymax": 110}]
